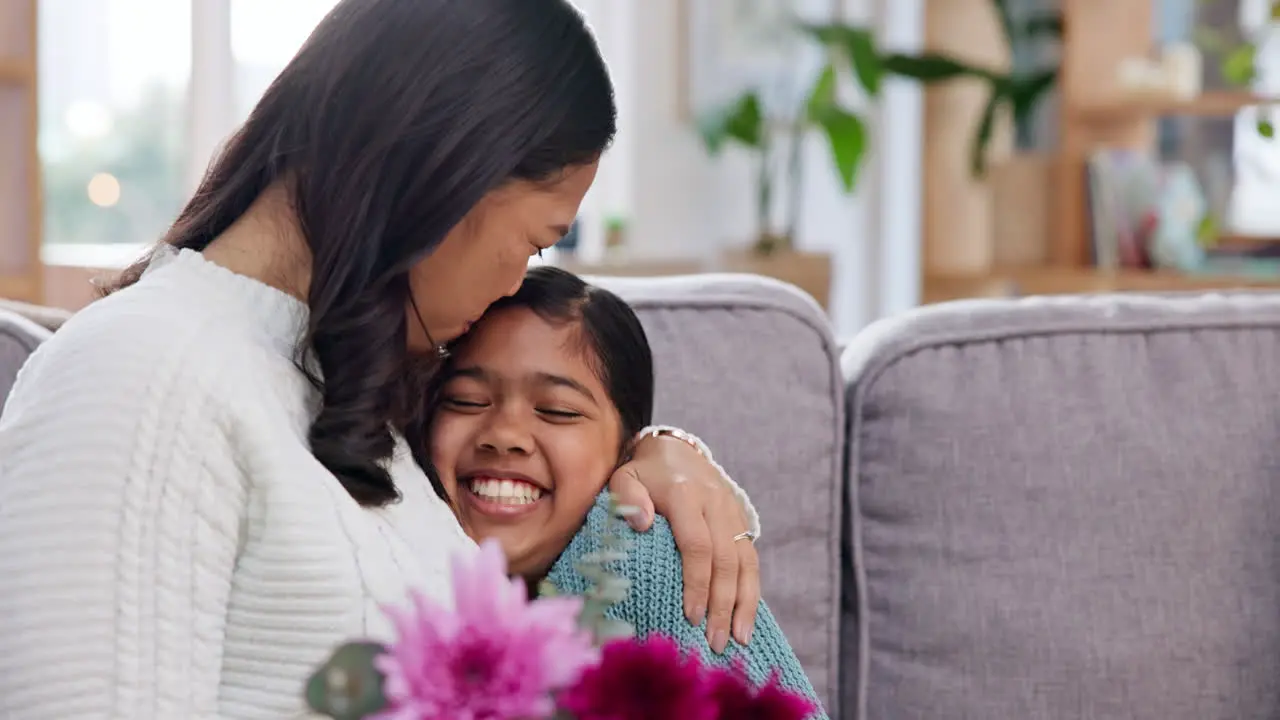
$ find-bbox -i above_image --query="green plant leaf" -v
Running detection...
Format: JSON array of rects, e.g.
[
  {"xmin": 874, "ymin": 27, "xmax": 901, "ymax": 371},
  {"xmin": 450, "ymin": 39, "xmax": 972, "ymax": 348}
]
[
  {"xmin": 1259, "ymin": 118, "xmax": 1275, "ymax": 138},
  {"xmin": 839, "ymin": 26, "xmax": 882, "ymax": 96},
  {"xmin": 696, "ymin": 92, "xmax": 765, "ymax": 155},
  {"xmin": 970, "ymin": 88, "xmax": 1003, "ymax": 177},
  {"xmin": 1019, "ymin": 12, "xmax": 1063, "ymax": 38},
  {"xmin": 880, "ymin": 52, "xmax": 990, "ymax": 83},
  {"xmin": 1222, "ymin": 43, "xmax": 1257, "ymax": 86},
  {"xmin": 806, "ymin": 62, "xmax": 838, "ymax": 119},
  {"xmin": 1007, "ymin": 68, "xmax": 1058, "ymax": 129},
  {"xmin": 800, "ymin": 23, "xmax": 882, "ymax": 96},
  {"xmin": 798, "ymin": 21, "xmax": 845, "ymax": 46},
  {"xmin": 991, "ymin": 0, "xmax": 1016, "ymax": 46},
  {"xmin": 813, "ymin": 107, "xmax": 866, "ymax": 192},
  {"xmin": 1196, "ymin": 213, "xmax": 1219, "ymax": 247}
]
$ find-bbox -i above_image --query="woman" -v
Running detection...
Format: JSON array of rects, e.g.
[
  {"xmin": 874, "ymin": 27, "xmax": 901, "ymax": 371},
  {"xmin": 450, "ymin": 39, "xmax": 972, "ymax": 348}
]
[
  {"xmin": 428, "ymin": 266, "xmax": 825, "ymax": 716},
  {"xmin": 0, "ymin": 2, "xmax": 760, "ymax": 717}
]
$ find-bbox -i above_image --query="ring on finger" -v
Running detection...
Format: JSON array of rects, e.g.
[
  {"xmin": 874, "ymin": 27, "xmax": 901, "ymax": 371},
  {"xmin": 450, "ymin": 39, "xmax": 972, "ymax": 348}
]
[{"xmin": 732, "ymin": 530, "xmax": 756, "ymax": 544}]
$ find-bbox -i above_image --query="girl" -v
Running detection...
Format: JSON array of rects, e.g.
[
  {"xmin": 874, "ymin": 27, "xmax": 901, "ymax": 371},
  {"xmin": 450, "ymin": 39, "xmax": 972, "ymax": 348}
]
[{"xmin": 428, "ymin": 266, "xmax": 824, "ymax": 716}]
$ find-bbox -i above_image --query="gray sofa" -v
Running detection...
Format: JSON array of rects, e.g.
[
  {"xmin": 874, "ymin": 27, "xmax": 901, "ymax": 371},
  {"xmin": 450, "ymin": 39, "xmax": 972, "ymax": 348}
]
[{"xmin": 6, "ymin": 276, "xmax": 1280, "ymax": 720}]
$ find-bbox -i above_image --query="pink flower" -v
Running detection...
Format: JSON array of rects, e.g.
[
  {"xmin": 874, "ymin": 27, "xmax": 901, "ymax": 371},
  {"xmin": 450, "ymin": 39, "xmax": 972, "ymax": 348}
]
[
  {"xmin": 705, "ymin": 665, "xmax": 819, "ymax": 720},
  {"xmin": 557, "ymin": 634, "xmax": 719, "ymax": 720},
  {"xmin": 372, "ymin": 539, "xmax": 598, "ymax": 720}
]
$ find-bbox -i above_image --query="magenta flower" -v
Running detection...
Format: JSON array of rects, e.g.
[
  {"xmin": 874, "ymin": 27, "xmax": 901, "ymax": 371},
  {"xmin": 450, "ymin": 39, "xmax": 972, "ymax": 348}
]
[
  {"xmin": 372, "ymin": 539, "xmax": 598, "ymax": 720},
  {"xmin": 705, "ymin": 665, "xmax": 819, "ymax": 720},
  {"xmin": 557, "ymin": 634, "xmax": 719, "ymax": 720}
]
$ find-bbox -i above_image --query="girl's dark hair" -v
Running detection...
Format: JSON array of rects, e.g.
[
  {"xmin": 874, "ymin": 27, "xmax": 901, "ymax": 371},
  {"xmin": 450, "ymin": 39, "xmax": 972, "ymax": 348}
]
[
  {"xmin": 501, "ymin": 266, "xmax": 654, "ymax": 443},
  {"xmin": 104, "ymin": 0, "xmax": 616, "ymax": 506},
  {"xmin": 417, "ymin": 266, "xmax": 654, "ymax": 482}
]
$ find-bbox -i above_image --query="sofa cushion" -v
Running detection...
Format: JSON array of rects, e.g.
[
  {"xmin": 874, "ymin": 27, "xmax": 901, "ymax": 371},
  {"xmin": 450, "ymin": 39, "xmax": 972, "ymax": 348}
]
[
  {"xmin": 842, "ymin": 292, "xmax": 1280, "ymax": 720},
  {"xmin": 594, "ymin": 273, "xmax": 844, "ymax": 714},
  {"xmin": 0, "ymin": 309, "xmax": 51, "ymax": 409}
]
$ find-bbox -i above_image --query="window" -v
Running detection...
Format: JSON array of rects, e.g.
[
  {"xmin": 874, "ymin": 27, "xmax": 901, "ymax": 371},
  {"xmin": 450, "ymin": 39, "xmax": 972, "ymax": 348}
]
[
  {"xmin": 1231, "ymin": 0, "xmax": 1280, "ymax": 234},
  {"xmin": 38, "ymin": 0, "xmax": 190, "ymax": 249},
  {"xmin": 230, "ymin": 0, "xmax": 337, "ymax": 121},
  {"xmin": 38, "ymin": 0, "xmax": 337, "ymax": 260}
]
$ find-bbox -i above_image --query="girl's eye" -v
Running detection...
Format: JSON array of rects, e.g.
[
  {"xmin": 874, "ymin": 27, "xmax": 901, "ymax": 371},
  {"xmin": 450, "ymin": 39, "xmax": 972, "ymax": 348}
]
[
  {"xmin": 443, "ymin": 397, "xmax": 488, "ymax": 410},
  {"xmin": 537, "ymin": 408, "xmax": 581, "ymax": 419}
]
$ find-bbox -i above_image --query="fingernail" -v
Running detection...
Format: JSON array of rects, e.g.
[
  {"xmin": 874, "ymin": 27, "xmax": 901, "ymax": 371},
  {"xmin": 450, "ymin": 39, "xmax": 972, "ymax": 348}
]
[
  {"xmin": 709, "ymin": 629, "xmax": 729, "ymax": 654},
  {"xmin": 686, "ymin": 604, "xmax": 705, "ymax": 625},
  {"xmin": 734, "ymin": 621, "xmax": 753, "ymax": 646}
]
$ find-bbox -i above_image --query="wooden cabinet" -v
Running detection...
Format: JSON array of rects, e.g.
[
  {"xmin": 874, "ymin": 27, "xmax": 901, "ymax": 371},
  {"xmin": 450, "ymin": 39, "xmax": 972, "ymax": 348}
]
[{"xmin": 0, "ymin": 0, "xmax": 41, "ymax": 302}]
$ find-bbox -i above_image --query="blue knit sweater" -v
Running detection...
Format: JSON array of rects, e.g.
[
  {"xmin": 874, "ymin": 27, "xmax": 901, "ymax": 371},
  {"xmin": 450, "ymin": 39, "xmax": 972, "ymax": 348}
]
[{"xmin": 544, "ymin": 492, "xmax": 828, "ymax": 719}]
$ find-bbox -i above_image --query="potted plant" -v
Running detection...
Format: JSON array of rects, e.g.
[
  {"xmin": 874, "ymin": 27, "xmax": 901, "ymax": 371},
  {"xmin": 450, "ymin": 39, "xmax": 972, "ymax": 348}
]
[
  {"xmin": 815, "ymin": 2, "xmax": 1061, "ymax": 267},
  {"xmin": 695, "ymin": 28, "xmax": 874, "ymax": 308}
]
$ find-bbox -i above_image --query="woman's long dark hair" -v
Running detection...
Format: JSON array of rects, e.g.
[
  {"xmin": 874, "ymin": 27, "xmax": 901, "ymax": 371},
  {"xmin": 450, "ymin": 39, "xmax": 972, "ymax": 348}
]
[
  {"xmin": 104, "ymin": 0, "xmax": 616, "ymax": 506},
  {"xmin": 417, "ymin": 266, "xmax": 654, "ymax": 494}
]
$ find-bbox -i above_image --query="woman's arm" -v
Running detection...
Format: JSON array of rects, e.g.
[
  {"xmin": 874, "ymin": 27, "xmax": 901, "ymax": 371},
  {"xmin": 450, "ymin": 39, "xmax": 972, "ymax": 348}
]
[
  {"xmin": 544, "ymin": 493, "xmax": 826, "ymax": 719},
  {"xmin": 0, "ymin": 343, "xmax": 247, "ymax": 719},
  {"xmin": 608, "ymin": 426, "xmax": 762, "ymax": 650}
]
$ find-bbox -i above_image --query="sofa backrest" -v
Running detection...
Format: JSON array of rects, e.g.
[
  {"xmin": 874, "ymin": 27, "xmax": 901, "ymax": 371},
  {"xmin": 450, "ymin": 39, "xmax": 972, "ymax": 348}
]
[
  {"xmin": 595, "ymin": 273, "xmax": 845, "ymax": 714},
  {"xmin": 0, "ymin": 310, "xmax": 53, "ymax": 408},
  {"xmin": 842, "ymin": 292, "xmax": 1280, "ymax": 720}
]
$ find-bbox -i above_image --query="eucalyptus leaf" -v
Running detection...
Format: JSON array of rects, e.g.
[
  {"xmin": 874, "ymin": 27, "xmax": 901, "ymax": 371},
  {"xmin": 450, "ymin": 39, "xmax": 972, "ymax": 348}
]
[
  {"xmin": 594, "ymin": 617, "xmax": 636, "ymax": 641},
  {"xmin": 304, "ymin": 642, "xmax": 388, "ymax": 720},
  {"xmin": 579, "ymin": 550, "xmax": 629, "ymax": 565}
]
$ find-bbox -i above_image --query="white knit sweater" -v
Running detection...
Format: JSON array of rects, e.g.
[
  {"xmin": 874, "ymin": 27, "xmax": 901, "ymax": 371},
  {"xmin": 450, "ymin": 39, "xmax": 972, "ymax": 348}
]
[{"xmin": 0, "ymin": 249, "xmax": 475, "ymax": 719}]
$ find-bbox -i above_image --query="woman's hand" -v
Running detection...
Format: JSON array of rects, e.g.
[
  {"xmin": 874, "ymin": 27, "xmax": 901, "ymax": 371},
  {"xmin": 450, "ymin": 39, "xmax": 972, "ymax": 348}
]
[{"xmin": 607, "ymin": 433, "xmax": 760, "ymax": 654}]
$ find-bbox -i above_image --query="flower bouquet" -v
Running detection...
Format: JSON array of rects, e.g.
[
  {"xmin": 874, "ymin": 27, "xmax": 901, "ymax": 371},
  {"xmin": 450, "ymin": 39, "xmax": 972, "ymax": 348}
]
[{"xmin": 304, "ymin": 498, "xmax": 817, "ymax": 720}]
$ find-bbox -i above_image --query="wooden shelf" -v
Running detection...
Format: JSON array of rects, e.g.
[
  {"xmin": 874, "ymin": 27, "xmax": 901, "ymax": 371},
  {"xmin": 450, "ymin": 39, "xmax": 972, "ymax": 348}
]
[
  {"xmin": 0, "ymin": 58, "xmax": 32, "ymax": 84},
  {"xmin": 1075, "ymin": 91, "xmax": 1276, "ymax": 122},
  {"xmin": 924, "ymin": 268, "xmax": 1280, "ymax": 304}
]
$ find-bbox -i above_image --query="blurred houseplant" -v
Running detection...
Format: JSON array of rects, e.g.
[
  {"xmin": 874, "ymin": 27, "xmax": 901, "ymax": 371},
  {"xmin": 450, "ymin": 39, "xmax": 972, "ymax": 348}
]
[
  {"xmin": 1210, "ymin": 0, "xmax": 1280, "ymax": 137},
  {"xmin": 695, "ymin": 25, "xmax": 874, "ymax": 307},
  {"xmin": 814, "ymin": 0, "xmax": 1062, "ymax": 267}
]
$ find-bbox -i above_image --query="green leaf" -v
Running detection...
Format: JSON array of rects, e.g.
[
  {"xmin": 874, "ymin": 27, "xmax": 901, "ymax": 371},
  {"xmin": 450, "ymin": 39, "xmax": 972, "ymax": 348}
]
[
  {"xmin": 798, "ymin": 21, "xmax": 845, "ymax": 46},
  {"xmin": 1019, "ymin": 12, "xmax": 1063, "ymax": 39},
  {"xmin": 696, "ymin": 92, "xmax": 765, "ymax": 156},
  {"xmin": 1259, "ymin": 118, "xmax": 1275, "ymax": 138},
  {"xmin": 1007, "ymin": 68, "xmax": 1058, "ymax": 129},
  {"xmin": 813, "ymin": 107, "xmax": 866, "ymax": 192},
  {"xmin": 806, "ymin": 62, "xmax": 838, "ymax": 120},
  {"xmin": 304, "ymin": 642, "xmax": 388, "ymax": 720},
  {"xmin": 880, "ymin": 52, "xmax": 990, "ymax": 83},
  {"xmin": 1222, "ymin": 44, "xmax": 1257, "ymax": 86},
  {"xmin": 800, "ymin": 23, "xmax": 882, "ymax": 96},
  {"xmin": 1196, "ymin": 213, "xmax": 1219, "ymax": 247},
  {"xmin": 991, "ymin": 0, "xmax": 1016, "ymax": 45},
  {"xmin": 970, "ymin": 89, "xmax": 1002, "ymax": 177}
]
